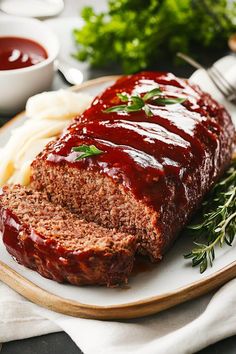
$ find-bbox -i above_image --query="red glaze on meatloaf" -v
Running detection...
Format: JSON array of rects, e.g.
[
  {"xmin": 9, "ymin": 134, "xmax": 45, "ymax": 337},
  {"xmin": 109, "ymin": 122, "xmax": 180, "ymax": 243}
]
[
  {"xmin": 31, "ymin": 72, "xmax": 235, "ymax": 261},
  {"xmin": 0, "ymin": 185, "xmax": 136, "ymax": 286}
]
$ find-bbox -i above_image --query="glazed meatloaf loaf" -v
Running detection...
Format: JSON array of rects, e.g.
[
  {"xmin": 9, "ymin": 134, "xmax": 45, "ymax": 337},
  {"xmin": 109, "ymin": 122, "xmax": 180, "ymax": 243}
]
[
  {"xmin": 0, "ymin": 185, "xmax": 136, "ymax": 286},
  {"xmin": 31, "ymin": 72, "xmax": 235, "ymax": 261}
]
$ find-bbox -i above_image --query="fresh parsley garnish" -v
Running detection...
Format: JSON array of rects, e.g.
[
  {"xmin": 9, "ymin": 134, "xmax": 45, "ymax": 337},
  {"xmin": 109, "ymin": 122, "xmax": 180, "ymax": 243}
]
[
  {"xmin": 153, "ymin": 97, "xmax": 186, "ymax": 105},
  {"xmin": 73, "ymin": 1, "xmax": 236, "ymax": 74},
  {"xmin": 103, "ymin": 88, "xmax": 186, "ymax": 116},
  {"xmin": 72, "ymin": 145, "xmax": 104, "ymax": 161},
  {"xmin": 184, "ymin": 159, "xmax": 236, "ymax": 273},
  {"xmin": 142, "ymin": 88, "xmax": 162, "ymax": 101}
]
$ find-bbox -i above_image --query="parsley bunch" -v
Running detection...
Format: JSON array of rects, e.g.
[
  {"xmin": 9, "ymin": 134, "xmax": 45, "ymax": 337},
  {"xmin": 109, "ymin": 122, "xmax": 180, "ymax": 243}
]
[{"xmin": 73, "ymin": 0, "xmax": 236, "ymax": 73}]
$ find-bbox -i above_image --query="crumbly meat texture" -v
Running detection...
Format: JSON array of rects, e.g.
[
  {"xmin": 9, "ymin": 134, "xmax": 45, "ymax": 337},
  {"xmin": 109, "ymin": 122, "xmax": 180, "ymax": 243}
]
[
  {"xmin": 31, "ymin": 72, "xmax": 235, "ymax": 261},
  {"xmin": 0, "ymin": 185, "xmax": 136, "ymax": 286},
  {"xmin": 31, "ymin": 165, "xmax": 162, "ymax": 259}
]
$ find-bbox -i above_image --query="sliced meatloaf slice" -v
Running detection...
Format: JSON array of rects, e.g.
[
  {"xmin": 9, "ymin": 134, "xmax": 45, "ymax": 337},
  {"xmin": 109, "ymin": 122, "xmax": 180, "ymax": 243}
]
[
  {"xmin": 31, "ymin": 71, "xmax": 235, "ymax": 261},
  {"xmin": 0, "ymin": 185, "xmax": 136, "ymax": 286}
]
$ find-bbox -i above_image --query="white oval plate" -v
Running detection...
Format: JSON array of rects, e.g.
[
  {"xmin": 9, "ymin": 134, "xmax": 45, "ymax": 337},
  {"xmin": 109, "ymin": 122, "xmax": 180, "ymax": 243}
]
[{"xmin": 0, "ymin": 76, "xmax": 236, "ymax": 320}]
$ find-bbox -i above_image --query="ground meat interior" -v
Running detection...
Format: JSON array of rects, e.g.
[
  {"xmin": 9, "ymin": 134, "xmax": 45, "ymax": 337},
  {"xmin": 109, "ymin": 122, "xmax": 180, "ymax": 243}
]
[{"xmin": 0, "ymin": 185, "xmax": 133, "ymax": 253}]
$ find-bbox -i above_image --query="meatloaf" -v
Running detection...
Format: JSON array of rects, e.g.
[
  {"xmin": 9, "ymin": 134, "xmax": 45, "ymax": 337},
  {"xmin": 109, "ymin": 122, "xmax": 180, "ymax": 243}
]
[
  {"xmin": 0, "ymin": 185, "xmax": 136, "ymax": 286},
  {"xmin": 31, "ymin": 71, "xmax": 235, "ymax": 261}
]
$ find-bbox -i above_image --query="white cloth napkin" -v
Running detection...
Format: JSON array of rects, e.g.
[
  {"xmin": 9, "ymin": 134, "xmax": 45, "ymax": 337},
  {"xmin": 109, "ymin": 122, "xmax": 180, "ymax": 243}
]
[
  {"xmin": 1, "ymin": 280, "xmax": 236, "ymax": 354},
  {"xmin": 1, "ymin": 55, "xmax": 236, "ymax": 354}
]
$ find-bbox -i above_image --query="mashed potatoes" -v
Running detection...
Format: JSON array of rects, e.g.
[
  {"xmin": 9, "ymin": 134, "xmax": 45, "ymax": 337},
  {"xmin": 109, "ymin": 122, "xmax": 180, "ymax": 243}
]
[{"xmin": 0, "ymin": 90, "xmax": 94, "ymax": 186}]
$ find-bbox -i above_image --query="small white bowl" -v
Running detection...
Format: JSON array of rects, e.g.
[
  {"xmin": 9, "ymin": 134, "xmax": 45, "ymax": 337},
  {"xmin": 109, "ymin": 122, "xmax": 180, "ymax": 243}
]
[{"xmin": 0, "ymin": 16, "xmax": 59, "ymax": 115}]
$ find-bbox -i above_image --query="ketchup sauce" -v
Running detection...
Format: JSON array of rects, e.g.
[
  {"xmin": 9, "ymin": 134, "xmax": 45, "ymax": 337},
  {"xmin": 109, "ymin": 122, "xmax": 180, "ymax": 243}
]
[
  {"xmin": 0, "ymin": 36, "xmax": 48, "ymax": 70},
  {"xmin": 44, "ymin": 72, "xmax": 228, "ymax": 210}
]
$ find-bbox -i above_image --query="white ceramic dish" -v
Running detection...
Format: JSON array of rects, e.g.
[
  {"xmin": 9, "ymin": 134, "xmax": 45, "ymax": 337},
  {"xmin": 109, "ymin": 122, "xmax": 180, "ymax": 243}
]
[
  {"xmin": 0, "ymin": 0, "xmax": 64, "ymax": 18},
  {"xmin": 0, "ymin": 76, "xmax": 235, "ymax": 320},
  {"xmin": 0, "ymin": 16, "xmax": 59, "ymax": 115}
]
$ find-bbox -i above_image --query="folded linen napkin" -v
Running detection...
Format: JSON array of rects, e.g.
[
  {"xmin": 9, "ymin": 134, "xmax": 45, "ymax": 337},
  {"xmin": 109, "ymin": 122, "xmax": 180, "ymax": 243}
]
[
  {"xmin": 0, "ymin": 54, "xmax": 236, "ymax": 354},
  {"xmin": 1, "ymin": 280, "xmax": 236, "ymax": 354}
]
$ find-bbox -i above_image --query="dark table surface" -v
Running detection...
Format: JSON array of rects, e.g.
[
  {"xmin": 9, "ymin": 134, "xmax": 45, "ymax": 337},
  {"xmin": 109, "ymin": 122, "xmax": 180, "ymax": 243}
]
[
  {"xmin": 1, "ymin": 332, "xmax": 236, "ymax": 354},
  {"xmin": 1, "ymin": 1, "xmax": 236, "ymax": 353}
]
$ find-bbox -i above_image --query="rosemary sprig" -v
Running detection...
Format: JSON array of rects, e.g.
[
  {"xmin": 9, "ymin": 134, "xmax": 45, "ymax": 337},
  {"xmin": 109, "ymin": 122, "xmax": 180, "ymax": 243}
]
[
  {"xmin": 103, "ymin": 88, "xmax": 186, "ymax": 116},
  {"xmin": 72, "ymin": 145, "xmax": 104, "ymax": 160},
  {"xmin": 184, "ymin": 159, "xmax": 236, "ymax": 273}
]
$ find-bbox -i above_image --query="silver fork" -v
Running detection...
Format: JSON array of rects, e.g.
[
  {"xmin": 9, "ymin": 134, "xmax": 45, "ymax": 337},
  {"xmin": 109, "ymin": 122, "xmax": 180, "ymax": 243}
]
[
  {"xmin": 207, "ymin": 66, "xmax": 236, "ymax": 103},
  {"xmin": 177, "ymin": 52, "xmax": 236, "ymax": 105}
]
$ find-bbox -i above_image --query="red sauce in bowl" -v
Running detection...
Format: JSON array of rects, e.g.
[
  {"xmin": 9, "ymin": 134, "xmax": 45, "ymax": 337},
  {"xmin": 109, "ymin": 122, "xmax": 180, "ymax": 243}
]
[{"xmin": 0, "ymin": 36, "xmax": 48, "ymax": 71}]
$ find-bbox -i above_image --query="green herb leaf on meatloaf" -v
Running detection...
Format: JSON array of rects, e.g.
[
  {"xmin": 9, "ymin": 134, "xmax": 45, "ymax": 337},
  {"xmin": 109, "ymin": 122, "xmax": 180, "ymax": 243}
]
[
  {"xmin": 184, "ymin": 158, "xmax": 236, "ymax": 273},
  {"xmin": 153, "ymin": 97, "xmax": 186, "ymax": 105},
  {"xmin": 143, "ymin": 88, "xmax": 162, "ymax": 101},
  {"xmin": 104, "ymin": 105, "xmax": 128, "ymax": 113},
  {"xmin": 103, "ymin": 87, "xmax": 186, "ymax": 116},
  {"xmin": 72, "ymin": 145, "xmax": 104, "ymax": 160},
  {"xmin": 117, "ymin": 93, "xmax": 129, "ymax": 102}
]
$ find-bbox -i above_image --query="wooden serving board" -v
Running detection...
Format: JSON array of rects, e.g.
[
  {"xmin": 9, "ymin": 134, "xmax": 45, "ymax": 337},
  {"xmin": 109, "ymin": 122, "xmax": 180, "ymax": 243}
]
[
  {"xmin": 1, "ymin": 258, "xmax": 236, "ymax": 320},
  {"xmin": 0, "ymin": 76, "xmax": 236, "ymax": 320}
]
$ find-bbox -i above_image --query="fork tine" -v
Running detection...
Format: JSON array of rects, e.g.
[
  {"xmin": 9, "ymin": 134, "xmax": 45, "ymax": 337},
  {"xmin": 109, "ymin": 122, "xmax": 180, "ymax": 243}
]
[
  {"xmin": 210, "ymin": 68, "xmax": 231, "ymax": 95},
  {"xmin": 209, "ymin": 68, "xmax": 231, "ymax": 96},
  {"xmin": 207, "ymin": 68, "xmax": 229, "ymax": 98},
  {"xmin": 211, "ymin": 66, "xmax": 236, "ymax": 96},
  {"xmin": 176, "ymin": 52, "xmax": 236, "ymax": 104},
  {"xmin": 208, "ymin": 68, "xmax": 236, "ymax": 102}
]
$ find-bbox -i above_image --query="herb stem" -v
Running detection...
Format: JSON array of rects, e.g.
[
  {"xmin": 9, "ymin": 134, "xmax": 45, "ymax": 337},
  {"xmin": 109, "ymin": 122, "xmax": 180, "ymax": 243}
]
[
  {"xmin": 220, "ymin": 211, "xmax": 236, "ymax": 234},
  {"xmin": 184, "ymin": 158, "xmax": 236, "ymax": 273},
  {"xmin": 224, "ymin": 186, "xmax": 236, "ymax": 208},
  {"xmin": 103, "ymin": 89, "xmax": 186, "ymax": 117},
  {"xmin": 202, "ymin": 211, "xmax": 236, "ymax": 252}
]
